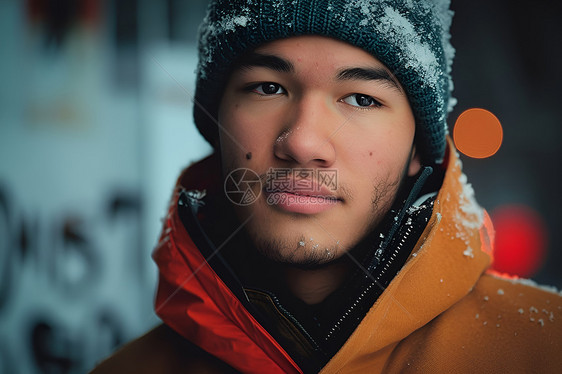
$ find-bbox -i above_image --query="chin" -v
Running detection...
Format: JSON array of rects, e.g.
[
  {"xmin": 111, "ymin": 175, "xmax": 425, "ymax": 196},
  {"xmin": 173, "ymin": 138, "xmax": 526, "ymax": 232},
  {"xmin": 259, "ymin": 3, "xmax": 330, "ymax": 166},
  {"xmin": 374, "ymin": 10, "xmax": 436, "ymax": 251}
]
[
  {"xmin": 242, "ymin": 221, "xmax": 346, "ymax": 267},
  {"xmin": 235, "ymin": 197, "xmax": 374, "ymax": 267}
]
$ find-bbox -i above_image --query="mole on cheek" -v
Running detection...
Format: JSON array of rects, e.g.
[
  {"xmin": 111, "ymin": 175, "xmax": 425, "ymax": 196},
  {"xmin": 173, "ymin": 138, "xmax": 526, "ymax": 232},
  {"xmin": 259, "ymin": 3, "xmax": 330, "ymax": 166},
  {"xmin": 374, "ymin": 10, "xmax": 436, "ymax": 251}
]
[
  {"xmin": 369, "ymin": 152, "xmax": 373, "ymax": 156},
  {"xmin": 246, "ymin": 152, "xmax": 252, "ymax": 160}
]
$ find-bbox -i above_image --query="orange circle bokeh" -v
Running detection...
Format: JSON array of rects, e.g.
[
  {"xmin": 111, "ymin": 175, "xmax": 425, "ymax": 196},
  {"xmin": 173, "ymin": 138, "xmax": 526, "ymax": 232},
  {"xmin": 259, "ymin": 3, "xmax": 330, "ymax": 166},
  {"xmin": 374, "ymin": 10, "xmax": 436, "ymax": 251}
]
[{"xmin": 453, "ymin": 108, "xmax": 503, "ymax": 159}]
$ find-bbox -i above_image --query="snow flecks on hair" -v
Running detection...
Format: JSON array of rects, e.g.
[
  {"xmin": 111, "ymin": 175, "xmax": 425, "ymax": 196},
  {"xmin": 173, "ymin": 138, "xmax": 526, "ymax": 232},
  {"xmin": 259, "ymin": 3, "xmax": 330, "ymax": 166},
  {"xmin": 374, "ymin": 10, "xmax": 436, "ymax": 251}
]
[
  {"xmin": 197, "ymin": 6, "xmax": 254, "ymax": 79},
  {"xmin": 429, "ymin": 0, "xmax": 456, "ymax": 114},
  {"xmin": 345, "ymin": 2, "xmax": 441, "ymax": 91},
  {"xmin": 379, "ymin": 7, "xmax": 440, "ymax": 84}
]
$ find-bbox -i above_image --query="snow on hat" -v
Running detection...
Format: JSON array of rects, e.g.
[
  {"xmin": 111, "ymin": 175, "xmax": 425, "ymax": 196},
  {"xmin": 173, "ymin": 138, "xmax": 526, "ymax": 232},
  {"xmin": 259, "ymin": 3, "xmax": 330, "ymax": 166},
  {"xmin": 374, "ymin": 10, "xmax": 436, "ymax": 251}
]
[{"xmin": 193, "ymin": 0, "xmax": 456, "ymax": 165}]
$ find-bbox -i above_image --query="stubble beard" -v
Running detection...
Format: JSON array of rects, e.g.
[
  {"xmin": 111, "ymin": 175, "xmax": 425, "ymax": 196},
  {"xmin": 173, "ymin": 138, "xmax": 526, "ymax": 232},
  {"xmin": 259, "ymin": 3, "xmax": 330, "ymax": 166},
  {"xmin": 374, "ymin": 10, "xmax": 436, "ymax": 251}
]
[{"xmin": 243, "ymin": 173, "xmax": 404, "ymax": 269}]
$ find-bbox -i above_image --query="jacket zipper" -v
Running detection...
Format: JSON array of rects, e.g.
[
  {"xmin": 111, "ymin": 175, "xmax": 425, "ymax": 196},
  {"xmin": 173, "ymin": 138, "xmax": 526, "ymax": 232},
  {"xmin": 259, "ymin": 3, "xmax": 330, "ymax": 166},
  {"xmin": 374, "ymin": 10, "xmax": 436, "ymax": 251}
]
[{"xmin": 324, "ymin": 220, "xmax": 415, "ymax": 340}]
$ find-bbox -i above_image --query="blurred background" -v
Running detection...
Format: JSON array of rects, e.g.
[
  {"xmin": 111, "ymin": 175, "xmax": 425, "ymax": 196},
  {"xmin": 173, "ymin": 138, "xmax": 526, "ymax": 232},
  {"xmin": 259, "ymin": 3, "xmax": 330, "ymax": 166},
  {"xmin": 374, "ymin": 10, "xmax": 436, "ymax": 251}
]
[{"xmin": 0, "ymin": 0, "xmax": 560, "ymax": 373}]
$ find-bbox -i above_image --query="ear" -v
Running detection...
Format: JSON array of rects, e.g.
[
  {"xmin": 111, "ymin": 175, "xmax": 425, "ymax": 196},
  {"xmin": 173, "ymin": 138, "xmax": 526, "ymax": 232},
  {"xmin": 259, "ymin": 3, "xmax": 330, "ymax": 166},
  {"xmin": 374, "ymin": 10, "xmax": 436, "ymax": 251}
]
[{"xmin": 407, "ymin": 145, "xmax": 422, "ymax": 177}]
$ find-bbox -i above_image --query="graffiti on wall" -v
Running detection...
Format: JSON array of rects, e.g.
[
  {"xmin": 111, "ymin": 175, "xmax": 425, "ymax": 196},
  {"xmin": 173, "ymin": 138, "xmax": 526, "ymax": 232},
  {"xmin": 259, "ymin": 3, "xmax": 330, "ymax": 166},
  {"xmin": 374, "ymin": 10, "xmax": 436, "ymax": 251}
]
[{"xmin": 0, "ymin": 183, "xmax": 154, "ymax": 374}]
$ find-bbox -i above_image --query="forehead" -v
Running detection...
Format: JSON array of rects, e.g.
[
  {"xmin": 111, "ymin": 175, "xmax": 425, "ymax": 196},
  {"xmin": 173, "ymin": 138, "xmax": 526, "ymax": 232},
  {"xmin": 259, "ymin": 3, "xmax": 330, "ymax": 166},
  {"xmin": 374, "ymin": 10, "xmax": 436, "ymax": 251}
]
[{"xmin": 252, "ymin": 35, "xmax": 388, "ymax": 70}]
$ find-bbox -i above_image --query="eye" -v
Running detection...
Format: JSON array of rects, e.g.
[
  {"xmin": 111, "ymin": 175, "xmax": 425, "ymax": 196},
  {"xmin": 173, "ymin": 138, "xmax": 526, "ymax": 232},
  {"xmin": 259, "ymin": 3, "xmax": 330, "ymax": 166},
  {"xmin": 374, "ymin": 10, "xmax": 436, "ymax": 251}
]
[
  {"xmin": 250, "ymin": 82, "xmax": 286, "ymax": 95},
  {"xmin": 341, "ymin": 93, "xmax": 382, "ymax": 108}
]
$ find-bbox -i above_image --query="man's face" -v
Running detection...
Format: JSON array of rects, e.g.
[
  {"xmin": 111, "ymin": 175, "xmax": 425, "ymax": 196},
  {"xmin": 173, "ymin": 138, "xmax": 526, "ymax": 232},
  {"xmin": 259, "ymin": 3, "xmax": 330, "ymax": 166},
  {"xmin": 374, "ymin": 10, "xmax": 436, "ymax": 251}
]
[{"xmin": 218, "ymin": 36, "xmax": 420, "ymax": 266}]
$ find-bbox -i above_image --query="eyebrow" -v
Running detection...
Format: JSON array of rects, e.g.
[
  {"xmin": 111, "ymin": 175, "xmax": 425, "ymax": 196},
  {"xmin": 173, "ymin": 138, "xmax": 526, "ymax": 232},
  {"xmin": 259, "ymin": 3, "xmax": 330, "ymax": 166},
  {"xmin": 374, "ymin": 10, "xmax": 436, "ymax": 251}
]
[
  {"xmin": 233, "ymin": 53, "xmax": 403, "ymax": 93},
  {"xmin": 235, "ymin": 52, "xmax": 295, "ymax": 73},
  {"xmin": 336, "ymin": 67, "xmax": 403, "ymax": 93}
]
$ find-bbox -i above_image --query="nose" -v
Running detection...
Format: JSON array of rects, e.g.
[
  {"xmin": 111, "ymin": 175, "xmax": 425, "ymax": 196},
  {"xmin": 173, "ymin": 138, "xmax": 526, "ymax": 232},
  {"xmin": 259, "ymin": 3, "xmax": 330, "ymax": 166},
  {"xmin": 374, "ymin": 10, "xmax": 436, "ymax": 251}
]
[{"xmin": 273, "ymin": 95, "xmax": 337, "ymax": 167}]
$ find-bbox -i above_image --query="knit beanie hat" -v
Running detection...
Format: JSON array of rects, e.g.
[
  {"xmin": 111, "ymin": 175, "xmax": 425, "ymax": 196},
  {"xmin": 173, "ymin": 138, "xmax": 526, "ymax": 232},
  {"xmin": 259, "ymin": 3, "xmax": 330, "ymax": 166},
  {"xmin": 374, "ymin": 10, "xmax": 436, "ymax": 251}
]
[{"xmin": 194, "ymin": 0, "xmax": 455, "ymax": 165}]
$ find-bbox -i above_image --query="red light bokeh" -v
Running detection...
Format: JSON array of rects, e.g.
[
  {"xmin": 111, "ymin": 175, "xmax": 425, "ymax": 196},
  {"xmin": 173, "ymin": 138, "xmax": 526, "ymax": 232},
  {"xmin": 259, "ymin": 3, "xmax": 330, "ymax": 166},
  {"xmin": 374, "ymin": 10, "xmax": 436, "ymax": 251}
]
[{"xmin": 490, "ymin": 205, "xmax": 547, "ymax": 278}]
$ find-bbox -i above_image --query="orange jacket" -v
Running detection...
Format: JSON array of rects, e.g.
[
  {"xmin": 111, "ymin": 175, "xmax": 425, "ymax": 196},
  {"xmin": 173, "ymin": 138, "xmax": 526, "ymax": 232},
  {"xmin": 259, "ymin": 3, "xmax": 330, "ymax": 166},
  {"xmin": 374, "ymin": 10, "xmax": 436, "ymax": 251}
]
[
  {"xmin": 318, "ymin": 145, "xmax": 562, "ymax": 373},
  {"xmin": 95, "ymin": 141, "xmax": 562, "ymax": 373}
]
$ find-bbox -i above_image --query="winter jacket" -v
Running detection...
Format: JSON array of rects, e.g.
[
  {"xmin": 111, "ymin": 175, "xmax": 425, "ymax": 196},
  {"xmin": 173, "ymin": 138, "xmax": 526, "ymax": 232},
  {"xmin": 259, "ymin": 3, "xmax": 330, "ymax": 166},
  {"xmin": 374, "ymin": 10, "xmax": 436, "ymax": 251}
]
[{"xmin": 91, "ymin": 140, "xmax": 562, "ymax": 373}]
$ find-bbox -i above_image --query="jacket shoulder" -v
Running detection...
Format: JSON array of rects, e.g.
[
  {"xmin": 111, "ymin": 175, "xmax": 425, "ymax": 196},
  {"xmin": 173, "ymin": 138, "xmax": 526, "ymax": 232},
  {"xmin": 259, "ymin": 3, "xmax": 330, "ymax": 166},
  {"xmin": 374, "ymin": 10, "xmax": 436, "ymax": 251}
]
[
  {"xmin": 472, "ymin": 272, "xmax": 562, "ymax": 330},
  {"xmin": 388, "ymin": 273, "xmax": 562, "ymax": 373},
  {"xmin": 441, "ymin": 272, "xmax": 562, "ymax": 370},
  {"xmin": 89, "ymin": 324, "xmax": 238, "ymax": 374}
]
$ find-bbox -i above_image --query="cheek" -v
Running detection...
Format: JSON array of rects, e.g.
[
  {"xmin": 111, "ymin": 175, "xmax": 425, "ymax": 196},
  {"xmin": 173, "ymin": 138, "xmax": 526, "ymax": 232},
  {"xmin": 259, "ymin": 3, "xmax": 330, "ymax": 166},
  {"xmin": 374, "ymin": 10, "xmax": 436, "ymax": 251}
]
[
  {"xmin": 347, "ymin": 134, "xmax": 411, "ymax": 172},
  {"xmin": 218, "ymin": 100, "xmax": 277, "ymax": 166},
  {"xmin": 218, "ymin": 102, "xmax": 246, "ymax": 165},
  {"xmin": 340, "ymin": 137, "xmax": 411, "ymax": 203}
]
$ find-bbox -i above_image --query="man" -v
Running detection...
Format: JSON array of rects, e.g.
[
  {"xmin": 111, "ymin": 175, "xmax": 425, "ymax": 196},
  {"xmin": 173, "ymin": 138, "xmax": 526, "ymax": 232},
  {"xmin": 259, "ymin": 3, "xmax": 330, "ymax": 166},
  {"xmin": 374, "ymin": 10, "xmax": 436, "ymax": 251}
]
[{"xmin": 92, "ymin": 0, "xmax": 562, "ymax": 373}]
